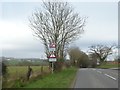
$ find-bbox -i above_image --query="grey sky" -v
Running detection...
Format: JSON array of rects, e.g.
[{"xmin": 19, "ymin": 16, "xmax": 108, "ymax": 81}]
[{"xmin": 0, "ymin": 1, "xmax": 118, "ymax": 59}]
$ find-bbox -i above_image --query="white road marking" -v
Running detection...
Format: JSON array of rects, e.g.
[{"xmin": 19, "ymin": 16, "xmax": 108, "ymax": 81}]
[
  {"xmin": 104, "ymin": 74, "xmax": 117, "ymax": 80},
  {"xmin": 97, "ymin": 71, "xmax": 102, "ymax": 73},
  {"xmin": 92, "ymin": 69, "xmax": 96, "ymax": 70}
]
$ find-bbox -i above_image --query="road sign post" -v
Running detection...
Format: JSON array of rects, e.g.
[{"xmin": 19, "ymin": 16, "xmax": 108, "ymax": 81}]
[
  {"xmin": 48, "ymin": 43, "xmax": 56, "ymax": 73},
  {"xmin": 52, "ymin": 62, "xmax": 54, "ymax": 74}
]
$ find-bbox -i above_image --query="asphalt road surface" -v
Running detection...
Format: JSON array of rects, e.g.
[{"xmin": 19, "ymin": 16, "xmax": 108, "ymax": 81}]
[{"xmin": 74, "ymin": 68, "xmax": 118, "ymax": 88}]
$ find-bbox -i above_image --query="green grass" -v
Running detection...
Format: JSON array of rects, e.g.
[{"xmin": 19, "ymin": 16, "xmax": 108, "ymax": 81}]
[
  {"xmin": 97, "ymin": 63, "xmax": 119, "ymax": 68},
  {"xmin": 23, "ymin": 67, "xmax": 77, "ymax": 88}
]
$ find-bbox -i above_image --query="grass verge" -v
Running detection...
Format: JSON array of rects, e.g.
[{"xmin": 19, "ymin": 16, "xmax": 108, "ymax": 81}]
[
  {"xmin": 23, "ymin": 67, "xmax": 77, "ymax": 88},
  {"xmin": 97, "ymin": 63, "xmax": 119, "ymax": 69}
]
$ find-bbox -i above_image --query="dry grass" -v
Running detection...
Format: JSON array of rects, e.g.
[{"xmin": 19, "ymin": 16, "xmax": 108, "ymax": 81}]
[
  {"xmin": 7, "ymin": 66, "xmax": 50, "ymax": 80},
  {"xmin": 3, "ymin": 66, "xmax": 50, "ymax": 88}
]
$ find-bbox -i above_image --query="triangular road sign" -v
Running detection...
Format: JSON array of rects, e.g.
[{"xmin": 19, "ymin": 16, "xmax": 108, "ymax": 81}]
[{"xmin": 49, "ymin": 54, "xmax": 56, "ymax": 58}]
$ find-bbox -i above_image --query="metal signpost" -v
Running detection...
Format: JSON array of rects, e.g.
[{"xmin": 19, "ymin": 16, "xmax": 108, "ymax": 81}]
[{"xmin": 48, "ymin": 43, "xmax": 56, "ymax": 73}]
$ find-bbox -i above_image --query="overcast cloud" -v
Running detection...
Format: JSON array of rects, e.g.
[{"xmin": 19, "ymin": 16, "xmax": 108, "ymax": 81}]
[{"xmin": 0, "ymin": 1, "xmax": 118, "ymax": 59}]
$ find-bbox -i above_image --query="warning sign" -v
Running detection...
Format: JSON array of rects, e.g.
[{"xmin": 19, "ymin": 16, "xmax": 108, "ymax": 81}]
[
  {"xmin": 48, "ymin": 43, "xmax": 56, "ymax": 62},
  {"xmin": 49, "ymin": 58, "xmax": 56, "ymax": 62},
  {"xmin": 49, "ymin": 43, "xmax": 56, "ymax": 48},
  {"xmin": 49, "ymin": 48, "xmax": 55, "ymax": 52},
  {"xmin": 49, "ymin": 54, "xmax": 56, "ymax": 58}
]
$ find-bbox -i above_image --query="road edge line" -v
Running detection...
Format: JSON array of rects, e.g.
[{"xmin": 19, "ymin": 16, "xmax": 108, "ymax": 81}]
[{"xmin": 104, "ymin": 74, "xmax": 117, "ymax": 80}]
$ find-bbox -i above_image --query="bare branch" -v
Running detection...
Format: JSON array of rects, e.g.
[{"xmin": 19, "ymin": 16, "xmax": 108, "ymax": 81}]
[
  {"xmin": 29, "ymin": 2, "xmax": 86, "ymax": 60},
  {"xmin": 88, "ymin": 44, "xmax": 115, "ymax": 63}
]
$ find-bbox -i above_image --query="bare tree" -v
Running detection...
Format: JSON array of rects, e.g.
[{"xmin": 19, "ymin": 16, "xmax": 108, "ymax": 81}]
[
  {"xmin": 29, "ymin": 2, "xmax": 86, "ymax": 61},
  {"xmin": 88, "ymin": 53, "xmax": 98, "ymax": 68},
  {"xmin": 68, "ymin": 47, "xmax": 89, "ymax": 67},
  {"xmin": 89, "ymin": 45, "xmax": 115, "ymax": 64},
  {"xmin": 79, "ymin": 52, "xmax": 89, "ymax": 68},
  {"xmin": 68, "ymin": 47, "xmax": 81, "ymax": 66},
  {"xmin": 29, "ymin": 2, "xmax": 86, "ymax": 71}
]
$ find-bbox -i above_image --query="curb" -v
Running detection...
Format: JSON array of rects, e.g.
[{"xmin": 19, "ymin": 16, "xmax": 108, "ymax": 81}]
[{"xmin": 70, "ymin": 69, "xmax": 79, "ymax": 88}]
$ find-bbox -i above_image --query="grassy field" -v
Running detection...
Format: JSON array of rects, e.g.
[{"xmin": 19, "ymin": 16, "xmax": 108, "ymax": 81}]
[
  {"xmin": 7, "ymin": 66, "xmax": 49, "ymax": 79},
  {"xmin": 97, "ymin": 63, "xmax": 119, "ymax": 68},
  {"xmin": 23, "ymin": 67, "xmax": 77, "ymax": 88}
]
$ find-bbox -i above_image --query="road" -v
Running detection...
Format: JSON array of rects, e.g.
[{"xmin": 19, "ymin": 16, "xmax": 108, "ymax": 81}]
[{"xmin": 74, "ymin": 68, "xmax": 118, "ymax": 88}]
